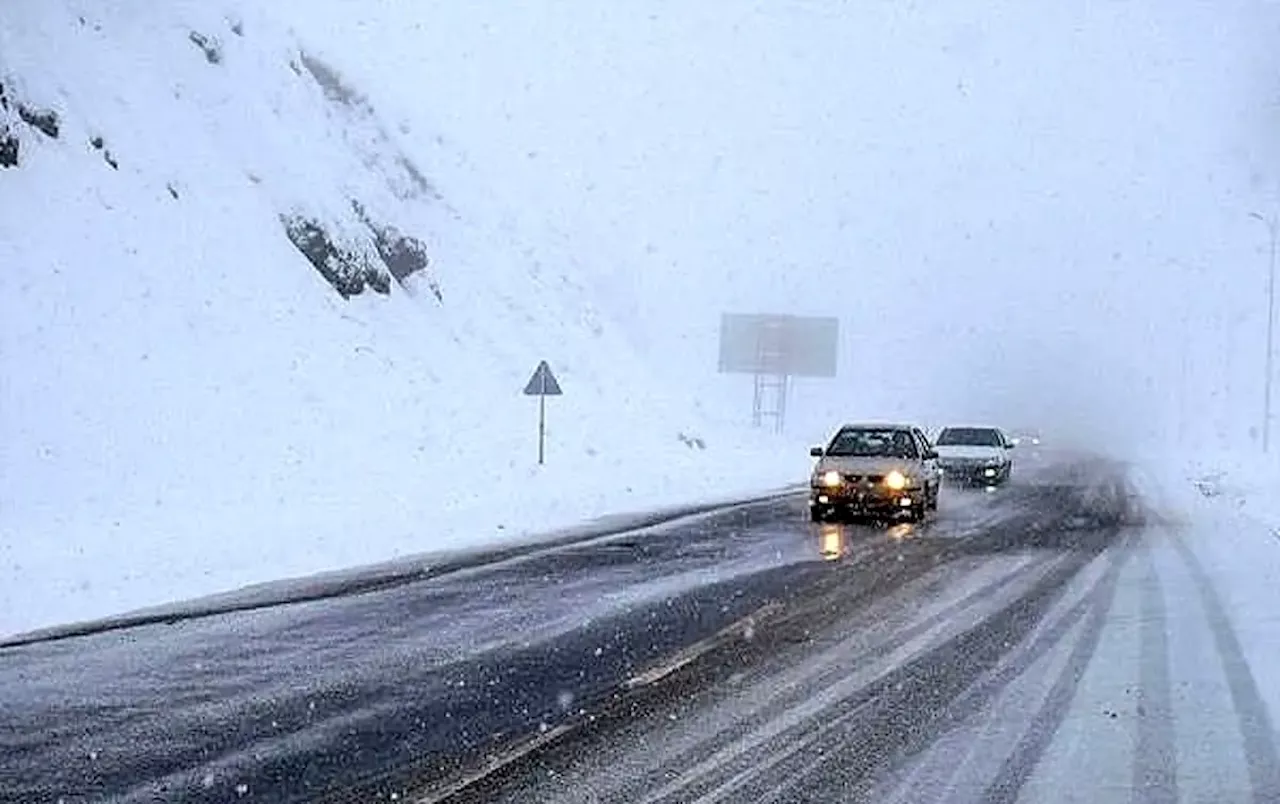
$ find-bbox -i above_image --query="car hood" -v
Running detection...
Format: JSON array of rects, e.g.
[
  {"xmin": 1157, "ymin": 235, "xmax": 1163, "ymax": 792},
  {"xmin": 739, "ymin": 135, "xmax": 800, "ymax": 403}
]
[
  {"xmin": 815, "ymin": 456, "xmax": 920, "ymax": 475},
  {"xmin": 935, "ymin": 445, "xmax": 1005, "ymax": 461}
]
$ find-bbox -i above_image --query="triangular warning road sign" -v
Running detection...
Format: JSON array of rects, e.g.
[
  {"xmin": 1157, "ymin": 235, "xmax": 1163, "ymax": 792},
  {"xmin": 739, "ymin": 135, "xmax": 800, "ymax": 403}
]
[{"xmin": 522, "ymin": 360, "xmax": 563, "ymax": 396}]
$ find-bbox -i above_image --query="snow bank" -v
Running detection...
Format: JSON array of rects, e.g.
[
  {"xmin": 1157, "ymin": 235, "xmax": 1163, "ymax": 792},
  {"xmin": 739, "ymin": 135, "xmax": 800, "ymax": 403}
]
[
  {"xmin": 1138, "ymin": 449, "xmax": 1280, "ymax": 530},
  {"xmin": 0, "ymin": 2, "xmax": 804, "ymax": 638},
  {"xmin": 1131, "ymin": 451, "xmax": 1280, "ymax": 731}
]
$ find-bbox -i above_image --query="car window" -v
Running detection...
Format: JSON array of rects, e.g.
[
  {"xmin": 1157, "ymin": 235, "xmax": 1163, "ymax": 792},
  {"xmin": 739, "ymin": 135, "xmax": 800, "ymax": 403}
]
[
  {"xmin": 936, "ymin": 427, "xmax": 1003, "ymax": 447},
  {"xmin": 826, "ymin": 428, "xmax": 919, "ymax": 459}
]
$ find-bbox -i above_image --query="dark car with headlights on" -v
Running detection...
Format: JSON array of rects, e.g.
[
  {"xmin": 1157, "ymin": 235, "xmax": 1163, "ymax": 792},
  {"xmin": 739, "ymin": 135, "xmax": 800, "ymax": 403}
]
[{"xmin": 808, "ymin": 424, "xmax": 941, "ymax": 523}]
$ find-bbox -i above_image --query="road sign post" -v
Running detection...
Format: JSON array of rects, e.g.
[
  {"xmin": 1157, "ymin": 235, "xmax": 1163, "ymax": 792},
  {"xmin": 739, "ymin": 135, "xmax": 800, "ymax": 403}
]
[{"xmin": 522, "ymin": 360, "xmax": 563, "ymax": 464}]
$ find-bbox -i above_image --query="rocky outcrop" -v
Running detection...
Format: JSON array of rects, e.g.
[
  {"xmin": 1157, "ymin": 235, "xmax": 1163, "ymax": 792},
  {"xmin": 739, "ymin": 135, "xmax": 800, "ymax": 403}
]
[
  {"xmin": 17, "ymin": 104, "xmax": 59, "ymax": 139},
  {"xmin": 0, "ymin": 80, "xmax": 61, "ymax": 168},
  {"xmin": 351, "ymin": 200, "xmax": 443, "ymax": 301},
  {"xmin": 0, "ymin": 127, "xmax": 17, "ymax": 168},
  {"xmin": 89, "ymin": 135, "xmax": 118, "ymax": 169},
  {"xmin": 281, "ymin": 215, "xmax": 391, "ymax": 299},
  {"xmin": 188, "ymin": 31, "xmax": 222, "ymax": 65}
]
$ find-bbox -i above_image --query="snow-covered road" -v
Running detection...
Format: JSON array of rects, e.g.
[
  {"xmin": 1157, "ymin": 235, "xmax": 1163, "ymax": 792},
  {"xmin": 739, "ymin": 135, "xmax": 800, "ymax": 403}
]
[
  {"xmin": 2, "ymin": 452, "xmax": 1278, "ymax": 803},
  {"xmin": 454, "ymin": 456, "xmax": 1280, "ymax": 804}
]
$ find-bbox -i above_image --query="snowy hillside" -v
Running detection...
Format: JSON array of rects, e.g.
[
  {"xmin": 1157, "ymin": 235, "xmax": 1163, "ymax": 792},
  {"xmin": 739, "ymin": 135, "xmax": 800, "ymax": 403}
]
[
  {"xmin": 3, "ymin": 0, "xmax": 1276, "ymax": 637},
  {"xmin": 0, "ymin": 2, "xmax": 801, "ymax": 637}
]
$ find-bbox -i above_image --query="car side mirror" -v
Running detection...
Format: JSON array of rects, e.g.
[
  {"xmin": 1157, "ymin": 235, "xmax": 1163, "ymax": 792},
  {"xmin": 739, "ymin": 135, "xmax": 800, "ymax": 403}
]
[
  {"xmin": 809, "ymin": 446, "xmax": 824, "ymax": 458},
  {"xmin": 925, "ymin": 449, "xmax": 939, "ymax": 460},
  {"xmin": 1006, "ymin": 442, "xmax": 1016, "ymax": 449}
]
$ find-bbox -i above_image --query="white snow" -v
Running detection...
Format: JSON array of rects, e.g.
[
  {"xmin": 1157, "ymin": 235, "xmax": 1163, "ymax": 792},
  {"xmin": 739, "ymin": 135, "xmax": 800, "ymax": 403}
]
[
  {"xmin": 856, "ymin": 456, "xmax": 1280, "ymax": 802},
  {"xmin": 1160, "ymin": 449, "xmax": 1280, "ymax": 534},
  {"xmin": 0, "ymin": 2, "xmax": 805, "ymax": 638},
  {"xmin": 1, "ymin": 0, "xmax": 1276, "ymax": 645},
  {"xmin": 1135, "ymin": 452, "xmax": 1280, "ymax": 718},
  {"xmin": 958, "ymin": 457, "xmax": 1280, "ymax": 803}
]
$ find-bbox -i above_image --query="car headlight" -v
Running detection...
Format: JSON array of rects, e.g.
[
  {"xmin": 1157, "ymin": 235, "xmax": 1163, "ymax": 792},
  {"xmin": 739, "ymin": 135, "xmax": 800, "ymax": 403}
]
[
  {"xmin": 885, "ymin": 470, "xmax": 908, "ymax": 490},
  {"xmin": 819, "ymin": 470, "xmax": 843, "ymax": 487}
]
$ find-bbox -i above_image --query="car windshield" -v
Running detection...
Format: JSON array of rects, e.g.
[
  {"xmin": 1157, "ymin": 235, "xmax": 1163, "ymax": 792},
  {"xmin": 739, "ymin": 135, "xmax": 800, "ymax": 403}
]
[
  {"xmin": 937, "ymin": 428, "xmax": 1003, "ymax": 447},
  {"xmin": 826, "ymin": 428, "xmax": 918, "ymax": 459}
]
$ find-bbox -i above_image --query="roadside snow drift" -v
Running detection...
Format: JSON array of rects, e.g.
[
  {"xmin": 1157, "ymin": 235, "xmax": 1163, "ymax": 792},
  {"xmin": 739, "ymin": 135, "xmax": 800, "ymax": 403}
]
[{"xmin": 0, "ymin": 3, "xmax": 801, "ymax": 637}]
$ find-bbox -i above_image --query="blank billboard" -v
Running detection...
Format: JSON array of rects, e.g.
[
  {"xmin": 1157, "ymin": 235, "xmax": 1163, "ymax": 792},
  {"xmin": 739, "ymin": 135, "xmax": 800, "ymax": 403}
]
[{"xmin": 718, "ymin": 313, "xmax": 839, "ymax": 377}]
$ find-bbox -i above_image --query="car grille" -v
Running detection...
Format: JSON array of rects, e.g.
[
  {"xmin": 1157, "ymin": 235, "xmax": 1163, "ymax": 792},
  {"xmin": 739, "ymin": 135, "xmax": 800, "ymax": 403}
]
[
  {"xmin": 941, "ymin": 459, "xmax": 999, "ymax": 475},
  {"xmin": 842, "ymin": 473, "xmax": 885, "ymax": 485}
]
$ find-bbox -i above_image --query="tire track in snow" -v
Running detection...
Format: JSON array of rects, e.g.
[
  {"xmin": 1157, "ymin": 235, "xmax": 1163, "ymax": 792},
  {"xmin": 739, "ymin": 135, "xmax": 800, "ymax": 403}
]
[
  {"xmin": 979, "ymin": 530, "xmax": 1135, "ymax": 804},
  {"xmin": 424, "ymin": 465, "xmax": 1139, "ymax": 804},
  {"xmin": 717, "ymin": 534, "xmax": 1126, "ymax": 803},
  {"xmin": 1167, "ymin": 530, "xmax": 1280, "ymax": 803},
  {"xmin": 1133, "ymin": 534, "xmax": 1178, "ymax": 804},
  {"xmin": 629, "ymin": 554, "xmax": 1062, "ymax": 804}
]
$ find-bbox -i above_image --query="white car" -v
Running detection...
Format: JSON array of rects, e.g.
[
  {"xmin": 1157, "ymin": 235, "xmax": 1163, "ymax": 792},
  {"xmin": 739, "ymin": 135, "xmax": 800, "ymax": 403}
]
[
  {"xmin": 1009, "ymin": 429, "xmax": 1042, "ymax": 447},
  {"xmin": 934, "ymin": 426, "xmax": 1014, "ymax": 486},
  {"xmin": 808, "ymin": 423, "xmax": 942, "ymax": 522}
]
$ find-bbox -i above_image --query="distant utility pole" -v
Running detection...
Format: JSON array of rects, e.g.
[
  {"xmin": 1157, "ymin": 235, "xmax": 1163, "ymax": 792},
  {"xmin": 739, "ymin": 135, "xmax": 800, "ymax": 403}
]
[{"xmin": 1250, "ymin": 212, "xmax": 1278, "ymax": 453}]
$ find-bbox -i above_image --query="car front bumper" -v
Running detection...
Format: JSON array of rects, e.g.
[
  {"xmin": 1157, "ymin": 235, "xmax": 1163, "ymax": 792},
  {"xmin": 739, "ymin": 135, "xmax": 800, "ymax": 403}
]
[
  {"xmin": 809, "ymin": 484, "xmax": 924, "ymax": 514},
  {"xmin": 939, "ymin": 462, "xmax": 1006, "ymax": 484}
]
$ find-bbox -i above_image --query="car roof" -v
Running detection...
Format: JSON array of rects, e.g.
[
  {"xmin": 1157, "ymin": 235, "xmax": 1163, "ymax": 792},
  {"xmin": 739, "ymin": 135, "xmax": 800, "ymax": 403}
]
[
  {"xmin": 938, "ymin": 424, "xmax": 1003, "ymax": 431},
  {"xmin": 836, "ymin": 422, "xmax": 918, "ymax": 432}
]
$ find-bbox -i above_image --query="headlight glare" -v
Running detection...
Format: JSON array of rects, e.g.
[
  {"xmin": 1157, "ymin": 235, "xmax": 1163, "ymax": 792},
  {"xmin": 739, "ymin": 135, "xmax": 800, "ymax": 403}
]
[
  {"xmin": 820, "ymin": 470, "xmax": 843, "ymax": 487},
  {"xmin": 885, "ymin": 470, "xmax": 908, "ymax": 490}
]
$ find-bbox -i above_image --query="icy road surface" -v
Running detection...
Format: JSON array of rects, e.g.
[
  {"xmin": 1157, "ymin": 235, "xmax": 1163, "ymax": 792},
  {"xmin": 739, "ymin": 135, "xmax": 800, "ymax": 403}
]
[{"xmin": 2, "ymin": 454, "xmax": 1278, "ymax": 803}]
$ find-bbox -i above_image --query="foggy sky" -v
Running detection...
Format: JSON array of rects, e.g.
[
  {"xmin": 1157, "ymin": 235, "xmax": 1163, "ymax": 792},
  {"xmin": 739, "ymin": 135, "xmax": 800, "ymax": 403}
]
[{"xmin": 296, "ymin": 0, "xmax": 1280, "ymax": 451}]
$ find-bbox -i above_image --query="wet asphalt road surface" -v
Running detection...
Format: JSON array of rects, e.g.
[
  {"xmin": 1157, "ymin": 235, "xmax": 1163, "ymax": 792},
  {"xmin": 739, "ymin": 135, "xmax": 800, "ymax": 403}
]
[
  {"xmin": 446, "ymin": 456, "xmax": 1151, "ymax": 804},
  {"xmin": 5, "ymin": 452, "xmax": 1253, "ymax": 803}
]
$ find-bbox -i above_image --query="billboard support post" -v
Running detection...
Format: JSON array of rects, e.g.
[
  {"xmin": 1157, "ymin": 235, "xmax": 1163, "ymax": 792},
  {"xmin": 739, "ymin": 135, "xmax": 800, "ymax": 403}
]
[{"xmin": 718, "ymin": 313, "xmax": 838, "ymax": 433}]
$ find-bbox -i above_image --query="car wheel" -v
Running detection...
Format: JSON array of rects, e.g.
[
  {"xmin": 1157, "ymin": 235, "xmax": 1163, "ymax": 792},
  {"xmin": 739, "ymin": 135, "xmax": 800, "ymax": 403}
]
[{"xmin": 928, "ymin": 484, "xmax": 939, "ymax": 510}]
